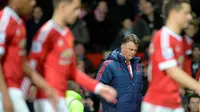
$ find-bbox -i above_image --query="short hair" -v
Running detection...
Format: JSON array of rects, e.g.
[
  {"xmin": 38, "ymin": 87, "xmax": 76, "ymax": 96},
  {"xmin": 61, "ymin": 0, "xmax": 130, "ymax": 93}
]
[
  {"xmin": 162, "ymin": 0, "xmax": 190, "ymax": 19},
  {"xmin": 121, "ymin": 34, "xmax": 140, "ymax": 46},
  {"xmin": 52, "ymin": 0, "xmax": 73, "ymax": 9}
]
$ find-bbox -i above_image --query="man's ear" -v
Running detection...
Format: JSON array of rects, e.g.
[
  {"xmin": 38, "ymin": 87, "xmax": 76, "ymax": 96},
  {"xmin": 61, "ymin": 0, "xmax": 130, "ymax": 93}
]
[{"xmin": 121, "ymin": 44, "xmax": 124, "ymax": 49}]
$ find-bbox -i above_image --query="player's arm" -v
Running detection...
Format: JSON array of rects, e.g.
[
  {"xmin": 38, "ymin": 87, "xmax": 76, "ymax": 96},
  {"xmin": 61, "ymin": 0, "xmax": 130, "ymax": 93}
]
[
  {"xmin": 166, "ymin": 67, "xmax": 200, "ymax": 92},
  {"xmin": 70, "ymin": 56, "xmax": 117, "ymax": 102},
  {"xmin": 23, "ymin": 59, "xmax": 57, "ymax": 100},
  {"xmin": 67, "ymin": 30, "xmax": 116, "ymax": 102},
  {"xmin": 0, "ymin": 30, "xmax": 13, "ymax": 112},
  {"xmin": 0, "ymin": 56, "xmax": 13, "ymax": 112},
  {"xmin": 24, "ymin": 31, "xmax": 58, "ymax": 107},
  {"xmin": 0, "ymin": 57, "xmax": 9, "ymax": 97},
  {"xmin": 154, "ymin": 35, "xmax": 200, "ymax": 93}
]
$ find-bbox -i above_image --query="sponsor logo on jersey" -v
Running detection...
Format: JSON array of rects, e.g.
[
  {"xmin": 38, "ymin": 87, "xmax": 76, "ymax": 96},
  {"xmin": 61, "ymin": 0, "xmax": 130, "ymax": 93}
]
[
  {"xmin": 61, "ymin": 48, "xmax": 73, "ymax": 58},
  {"xmin": 59, "ymin": 48, "xmax": 73, "ymax": 65}
]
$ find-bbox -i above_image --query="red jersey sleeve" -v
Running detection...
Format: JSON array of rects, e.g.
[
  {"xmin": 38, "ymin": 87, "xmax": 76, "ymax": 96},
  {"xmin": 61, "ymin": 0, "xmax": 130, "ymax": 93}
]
[
  {"xmin": 67, "ymin": 31, "xmax": 100, "ymax": 94},
  {"xmin": 28, "ymin": 25, "xmax": 52, "ymax": 71},
  {"xmin": 0, "ymin": 13, "xmax": 12, "ymax": 56},
  {"xmin": 152, "ymin": 31, "xmax": 178, "ymax": 71},
  {"xmin": 0, "ymin": 29, "xmax": 6, "ymax": 56}
]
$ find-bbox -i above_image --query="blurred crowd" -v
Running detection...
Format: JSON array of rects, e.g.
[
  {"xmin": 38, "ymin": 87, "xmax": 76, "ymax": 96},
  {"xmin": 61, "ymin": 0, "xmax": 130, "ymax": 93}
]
[{"xmin": 1, "ymin": 0, "xmax": 200, "ymax": 112}]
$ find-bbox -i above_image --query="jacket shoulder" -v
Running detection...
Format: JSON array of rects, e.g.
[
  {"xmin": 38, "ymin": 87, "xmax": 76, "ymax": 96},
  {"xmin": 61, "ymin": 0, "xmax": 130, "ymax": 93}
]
[{"xmin": 102, "ymin": 60, "xmax": 114, "ymax": 66}]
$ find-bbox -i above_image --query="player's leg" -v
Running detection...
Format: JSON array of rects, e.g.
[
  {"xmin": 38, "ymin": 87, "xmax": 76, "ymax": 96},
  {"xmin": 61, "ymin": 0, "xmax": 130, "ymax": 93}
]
[
  {"xmin": 141, "ymin": 102, "xmax": 176, "ymax": 112},
  {"xmin": 9, "ymin": 88, "xmax": 30, "ymax": 112},
  {"xmin": 34, "ymin": 98, "xmax": 68, "ymax": 112},
  {"xmin": 57, "ymin": 98, "xmax": 68, "ymax": 112}
]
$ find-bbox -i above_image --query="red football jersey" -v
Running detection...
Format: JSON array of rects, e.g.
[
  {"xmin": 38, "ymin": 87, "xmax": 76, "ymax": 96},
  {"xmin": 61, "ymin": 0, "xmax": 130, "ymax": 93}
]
[
  {"xmin": 182, "ymin": 35, "xmax": 193, "ymax": 57},
  {"xmin": 0, "ymin": 7, "xmax": 26, "ymax": 88},
  {"xmin": 144, "ymin": 27, "xmax": 184, "ymax": 108},
  {"xmin": 28, "ymin": 20, "xmax": 99, "ymax": 98}
]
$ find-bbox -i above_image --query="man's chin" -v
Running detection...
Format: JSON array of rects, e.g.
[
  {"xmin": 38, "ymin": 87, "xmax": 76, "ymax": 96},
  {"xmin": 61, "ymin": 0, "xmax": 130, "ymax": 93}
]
[
  {"xmin": 183, "ymin": 23, "xmax": 189, "ymax": 29},
  {"xmin": 129, "ymin": 57, "xmax": 134, "ymax": 60}
]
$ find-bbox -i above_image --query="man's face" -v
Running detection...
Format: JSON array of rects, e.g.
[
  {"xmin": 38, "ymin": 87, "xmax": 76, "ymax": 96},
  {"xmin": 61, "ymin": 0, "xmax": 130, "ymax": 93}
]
[
  {"xmin": 173, "ymin": 3, "xmax": 192, "ymax": 29},
  {"xmin": 189, "ymin": 97, "xmax": 199, "ymax": 112},
  {"xmin": 184, "ymin": 24, "xmax": 197, "ymax": 37},
  {"xmin": 117, "ymin": 0, "xmax": 126, "ymax": 5},
  {"xmin": 139, "ymin": 1, "xmax": 154, "ymax": 15},
  {"xmin": 18, "ymin": 0, "xmax": 36, "ymax": 15},
  {"xmin": 63, "ymin": 0, "xmax": 81, "ymax": 24},
  {"xmin": 97, "ymin": 1, "xmax": 108, "ymax": 13},
  {"xmin": 33, "ymin": 7, "xmax": 43, "ymax": 20},
  {"xmin": 74, "ymin": 44, "xmax": 85, "ymax": 57},
  {"xmin": 192, "ymin": 47, "xmax": 200, "ymax": 60},
  {"xmin": 122, "ymin": 18, "xmax": 133, "ymax": 30},
  {"xmin": 121, "ymin": 42, "xmax": 138, "ymax": 61}
]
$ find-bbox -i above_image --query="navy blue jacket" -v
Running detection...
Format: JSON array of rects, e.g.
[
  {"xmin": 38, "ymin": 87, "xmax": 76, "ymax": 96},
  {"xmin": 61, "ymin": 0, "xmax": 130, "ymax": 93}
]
[{"xmin": 96, "ymin": 49, "xmax": 143, "ymax": 112}]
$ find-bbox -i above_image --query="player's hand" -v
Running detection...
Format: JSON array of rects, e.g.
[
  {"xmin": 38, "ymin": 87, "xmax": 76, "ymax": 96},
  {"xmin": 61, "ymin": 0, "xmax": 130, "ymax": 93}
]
[
  {"xmin": 180, "ymin": 88, "xmax": 185, "ymax": 96},
  {"xmin": 3, "ymin": 94, "xmax": 13, "ymax": 112},
  {"xmin": 99, "ymin": 85, "xmax": 117, "ymax": 102},
  {"xmin": 44, "ymin": 87, "xmax": 59, "ymax": 110},
  {"xmin": 195, "ymin": 88, "xmax": 200, "ymax": 96}
]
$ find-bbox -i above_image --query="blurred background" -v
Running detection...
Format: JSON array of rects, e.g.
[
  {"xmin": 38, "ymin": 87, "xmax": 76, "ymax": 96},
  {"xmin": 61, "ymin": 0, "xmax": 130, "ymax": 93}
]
[{"xmin": 1, "ymin": 0, "xmax": 200, "ymax": 112}]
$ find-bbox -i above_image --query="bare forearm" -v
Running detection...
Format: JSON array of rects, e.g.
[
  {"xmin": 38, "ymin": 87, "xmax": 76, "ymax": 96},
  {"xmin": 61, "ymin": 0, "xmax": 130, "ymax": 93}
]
[
  {"xmin": 166, "ymin": 67, "xmax": 200, "ymax": 91},
  {"xmin": 23, "ymin": 62, "xmax": 50, "ymax": 91},
  {"xmin": 0, "ymin": 64, "xmax": 9, "ymax": 94},
  {"xmin": 30, "ymin": 71, "xmax": 50, "ymax": 91}
]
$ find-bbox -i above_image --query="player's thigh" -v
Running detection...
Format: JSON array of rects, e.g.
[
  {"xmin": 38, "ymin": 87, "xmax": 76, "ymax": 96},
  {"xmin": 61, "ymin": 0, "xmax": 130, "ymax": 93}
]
[
  {"xmin": 141, "ymin": 102, "xmax": 183, "ymax": 112},
  {"xmin": 34, "ymin": 98, "xmax": 68, "ymax": 112},
  {"xmin": 9, "ymin": 88, "xmax": 30, "ymax": 112},
  {"xmin": 57, "ymin": 98, "xmax": 68, "ymax": 112},
  {"xmin": 173, "ymin": 107, "xmax": 184, "ymax": 112}
]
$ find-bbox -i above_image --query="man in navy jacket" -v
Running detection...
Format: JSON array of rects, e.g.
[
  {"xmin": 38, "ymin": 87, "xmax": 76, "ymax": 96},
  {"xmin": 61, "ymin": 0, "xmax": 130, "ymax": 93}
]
[{"xmin": 96, "ymin": 34, "xmax": 143, "ymax": 112}]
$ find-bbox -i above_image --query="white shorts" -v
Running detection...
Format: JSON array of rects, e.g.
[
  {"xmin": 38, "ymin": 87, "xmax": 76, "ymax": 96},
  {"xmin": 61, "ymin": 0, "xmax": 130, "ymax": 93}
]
[
  {"xmin": 34, "ymin": 98, "xmax": 68, "ymax": 112},
  {"xmin": 0, "ymin": 92, "xmax": 3, "ymax": 112},
  {"xmin": 141, "ymin": 102, "xmax": 184, "ymax": 112},
  {"xmin": 0, "ymin": 88, "xmax": 30, "ymax": 112}
]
